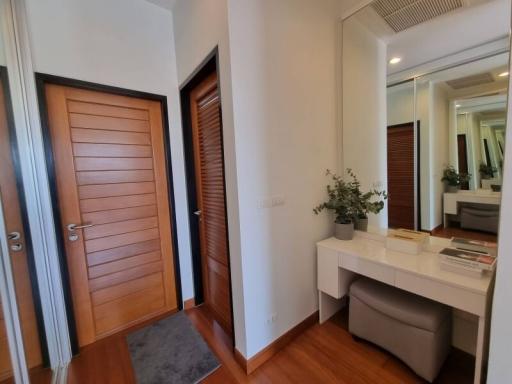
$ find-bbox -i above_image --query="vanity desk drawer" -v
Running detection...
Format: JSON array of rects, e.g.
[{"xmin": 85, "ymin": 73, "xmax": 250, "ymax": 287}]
[
  {"xmin": 395, "ymin": 270, "xmax": 486, "ymax": 316},
  {"xmin": 341, "ymin": 252, "xmax": 395, "ymax": 286}
]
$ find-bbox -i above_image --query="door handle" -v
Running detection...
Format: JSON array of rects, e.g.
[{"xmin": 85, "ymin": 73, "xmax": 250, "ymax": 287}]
[
  {"xmin": 7, "ymin": 231, "xmax": 21, "ymax": 241},
  {"xmin": 193, "ymin": 210, "xmax": 202, "ymax": 217},
  {"xmin": 10, "ymin": 243, "xmax": 23, "ymax": 252},
  {"xmin": 67, "ymin": 223, "xmax": 94, "ymax": 231}
]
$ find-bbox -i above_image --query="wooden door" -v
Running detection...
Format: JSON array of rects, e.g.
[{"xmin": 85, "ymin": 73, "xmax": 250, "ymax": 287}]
[
  {"xmin": 190, "ymin": 73, "xmax": 232, "ymax": 336},
  {"xmin": 0, "ymin": 73, "xmax": 42, "ymax": 379},
  {"xmin": 387, "ymin": 123, "xmax": 415, "ymax": 230},
  {"xmin": 457, "ymin": 134, "xmax": 469, "ymax": 190},
  {"xmin": 44, "ymin": 84, "xmax": 177, "ymax": 347}
]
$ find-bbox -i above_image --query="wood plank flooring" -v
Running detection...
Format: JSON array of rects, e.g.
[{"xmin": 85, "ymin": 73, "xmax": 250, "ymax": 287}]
[{"xmin": 1, "ymin": 306, "xmax": 475, "ymax": 383}]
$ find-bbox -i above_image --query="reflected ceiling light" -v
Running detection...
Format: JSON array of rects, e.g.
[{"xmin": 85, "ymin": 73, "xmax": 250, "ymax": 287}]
[
  {"xmin": 389, "ymin": 57, "xmax": 402, "ymax": 64},
  {"xmin": 498, "ymin": 71, "xmax": 509, "ymax": 77},
  {"xmin": 456, "ymin": 104, "xmax": 461, "ymax": 108}
]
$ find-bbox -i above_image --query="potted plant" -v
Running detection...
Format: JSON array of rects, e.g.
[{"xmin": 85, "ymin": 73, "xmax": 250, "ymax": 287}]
[
  {"xmin": 354, "ymin": 191, "xmax": 388, "ymax": 232},
  {"xmin": 441, "ymin": 165, "xmax": 471, "ymax": 192},
  {"xmin": 314, "ymin": 169, "xmax": 358, "ymax": 240},
  {"xmin": 479, "ymin": 162, "xmax": 497, "ymax": 180}
]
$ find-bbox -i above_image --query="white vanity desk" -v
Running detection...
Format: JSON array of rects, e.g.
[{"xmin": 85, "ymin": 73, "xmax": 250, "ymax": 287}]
[
  {"xmin": 317, "ymin": 230, "xmax": 494, "ymax": 384},
  {"xmin": 443, "ymin": 190, "xmax": 501, "ymax": 228}
]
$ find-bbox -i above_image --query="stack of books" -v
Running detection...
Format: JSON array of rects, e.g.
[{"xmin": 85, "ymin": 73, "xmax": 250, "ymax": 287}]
[
  {"xmin": 450, "ymin": 238, "xmax": 497, "ymax": 256},
  {"xmin": 438, "ymin": 238, "xmax": 497, "ymax": 277}
]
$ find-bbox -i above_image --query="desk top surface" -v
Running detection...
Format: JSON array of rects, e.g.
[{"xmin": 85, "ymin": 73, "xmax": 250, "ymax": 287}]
[
  {"xmin": 317, "ymin": 231, "xmax": 493, "ymax": 296},
  {"xmin": 444, "ymin": 190, "xmax": 501, "ymax": 200}
]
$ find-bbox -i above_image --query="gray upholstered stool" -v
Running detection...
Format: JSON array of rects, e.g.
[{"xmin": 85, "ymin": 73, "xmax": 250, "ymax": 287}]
[{"xmin": 349, "ymin": 277, "xmax": 452, "ymax": 382}]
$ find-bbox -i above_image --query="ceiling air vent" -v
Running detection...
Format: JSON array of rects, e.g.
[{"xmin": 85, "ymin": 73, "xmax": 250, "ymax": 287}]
[
  {"xmin": 446, "ymin": 73, "xmax": 495, "ymax": 89},
  {"xmin": 371, "ymin": 0, "xmax": 463, "ymax": 33}
]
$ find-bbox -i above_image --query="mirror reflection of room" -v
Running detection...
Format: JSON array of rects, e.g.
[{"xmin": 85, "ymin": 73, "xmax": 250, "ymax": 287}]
[
  {"xmin": 343, "ymin": 0, "xmax": 509, "ymax": 243},
  {"xmin": 340, "ymin": 1, "xmax": 510, "ymax": 382},
  {"xmin": 387, "ymin": 55, "xmax": 508, "ymax": 242}
]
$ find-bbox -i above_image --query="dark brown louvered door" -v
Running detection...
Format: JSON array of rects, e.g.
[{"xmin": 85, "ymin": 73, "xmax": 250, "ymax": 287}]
[
  {"xmin": 457, "ymin": 134, "xmax": 469, "ymax": 190},
  {"xmin": 45, "ymin": 84, "xmax": 177, "ymax": 346},
  {"xmin": 387, "ymin": 123, "xmax": 415, "ymax": 230},
  {"xmin": 190, "ymin": 73, "xmax": 232, "ymax": 336}
]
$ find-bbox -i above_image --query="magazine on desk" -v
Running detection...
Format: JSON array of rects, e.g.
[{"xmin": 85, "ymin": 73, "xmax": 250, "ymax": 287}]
[
  {"xmin": 451, "ymin": 237, "xmax": 497, "ymax": 256},
  {"xmin": 439, "ymin": 247, "xmax": 496, "ymax": 272}
]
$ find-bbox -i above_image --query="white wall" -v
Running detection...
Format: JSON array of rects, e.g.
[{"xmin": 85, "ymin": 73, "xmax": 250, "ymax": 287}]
[
  {"xmin": 227, "ymin": 0, "xmax": 340, "ymax": 358},
  {"xmin": 171, "ymin": 0, "xmax": 247, "ymax": 355},
  {"xmin": 488, "ymin": 53, "xmax": 512, "ymax": 384},
  {"xmin": 23, "ymin": 0, "xmax": 194, "ymax": 301},
  {"xmin": 0, "ymin": 34, "xmax": 5, "ymax": 66},
  {"xmin": 387, "ymin": 83, "xmax": 413, "ymax": 127},
  {"xmin": 342, "ymin": 17, "xmax": 387, "ymax": 228},
  {"xmin": 415, "ymin": 81, "xmax": 431, "ymax": 230},
  {"xmin": 429, "ymin": 83, "xmax": 449, "ymax": 229}
]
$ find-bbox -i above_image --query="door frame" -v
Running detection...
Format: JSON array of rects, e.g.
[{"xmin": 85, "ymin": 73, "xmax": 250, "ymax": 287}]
[
  {"xmin": 387, "ymin": 121, "xmax": 422, "ymax": 231},
  {"xmin": 35, "ymin": 73, "xmax": 183, "ymax": 353},
  {"xmin": 0, "ymin": 65, "xmax": 50, "ymax": 368},
  {"xmin": 179, "ymin": 48, "xmax": 235, "ymax": 341}
]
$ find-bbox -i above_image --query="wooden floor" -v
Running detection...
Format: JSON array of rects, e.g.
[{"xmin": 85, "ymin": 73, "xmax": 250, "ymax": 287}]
[
  {"xmin": 8, "ymin": 305, "xmax": 474, "ymax": 384},
  {"xmin": 431, "ymin": 225, "xmax": 497, "ymax": 243},
  {"xmin": 0, "ymin": 365, "xmax": 52, "ymax": 384}
]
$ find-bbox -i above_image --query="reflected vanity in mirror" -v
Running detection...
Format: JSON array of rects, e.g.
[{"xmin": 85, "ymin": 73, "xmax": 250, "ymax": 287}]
[
  {"xmin": 386, "ymin": 54, "xmax": 508, "ymax": 241},
  {"xmin": 343, "ymin": 0, "xmax": 509, "ymax": 241},
  {"xmin": 335, "ymin": 0, "xmax": 511, "ymax": 382}
]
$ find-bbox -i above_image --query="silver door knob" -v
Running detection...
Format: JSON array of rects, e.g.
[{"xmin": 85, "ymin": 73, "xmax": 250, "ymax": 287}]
[
  {"xmin": 10, "ymin": 243, "xmax": 23, "ymax": 252},
  {"xmin": 193, "ymin": 210, "xmax": 202, "ymax": 216},
  {"xmin": 8, "ymin": 231, "xmax": 21, "ymax": 240},
  {"xmin": 67, "ymin": 223, "xmax": 94, "ymax": 231}
]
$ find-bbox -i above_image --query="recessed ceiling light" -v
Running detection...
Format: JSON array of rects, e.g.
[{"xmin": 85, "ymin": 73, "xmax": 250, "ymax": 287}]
[
  {"xmin": 498, "ymin": 71, "xmax": 509, "ymax": 77},
  {"xmin": 389, "ymin": 57, "xmax": 402, "ymax": 64}
]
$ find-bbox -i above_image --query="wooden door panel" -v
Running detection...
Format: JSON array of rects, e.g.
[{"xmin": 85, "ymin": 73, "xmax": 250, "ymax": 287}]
[
  {"xmin": 457, "ymin": 134, "xmax": 469, "ymax": 190},
  {"xmin": 93, "ymin": 283, "xmax": 165, "ymax": 336},
  {"xmin": 85, "ymin": 227, "xmax": 160, "ymax": 253},
  {"xmin": 87, "ymin": 239, "xmax": 161, "ymax": 266},
  {"xmin": 78, "ymin": 182, "xmax": 155, "ymax": 199},
  {"xmin": 0, "ymin": 72, "xmax": 42, "ymax": 378},
  {"xmin": 88, "ymin": 251, "xmax": 161, "ymax": 279},
  {"xmin": 71, "ymin": 127, "xmax": 151, "ymax": 145},
  {"xmin": 82, "ymin": 205, "xmax": 158, "ymax": 226},
  {"xmin": 88, "ymin": 261, "xmax": 163, "ymax": 292},
  {"xmin": 190, "ymin": 72, "xmax": 233, "ymax": 335},
  {"xmin": 207, "ymin": 259, "xmax": 231, "ymax": 326},
  {"xmin": 68, "ymin": 100, "xmax": 150, "ymax": 120},
  {"xmin": 73, "ymin": 143, "xmax": 153, "ymax": 158},
  {"xmin": 69, "ymin": 113, "xmax": 150, "ymax": 132},
  {"xmin": 91, "ymin": 272, "xmax": 162, "ymax": 306},
  {"xmin": 387, "ymin": 124, "xmax": 415, "ymax": 230},
  {"xmin": 74, "ymin": 157, "xmax": 154, "ymax": 171},
  {"xmin": 76, "ymin": 169, "xmax": 154, "ymax": 185},
  {"xmin": 45, "ymin": 84, "xmax": 177, "ymax": 346},
  {"xmin": 84, "ymin": 217, "xmax": 158, "ymax": 240},
  {"xmin": 79, "ymin": 193, "xmax": 156, "ymax": 213}
]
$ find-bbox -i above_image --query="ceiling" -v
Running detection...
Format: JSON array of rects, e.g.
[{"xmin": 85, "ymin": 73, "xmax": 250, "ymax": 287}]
[
  {"xmin": 145, "ymin": 0, "xmax": 176, "ymax": 11},
  {"xmin": 353, "ymin": 0, "xmax": 510, "ymax": 76}
]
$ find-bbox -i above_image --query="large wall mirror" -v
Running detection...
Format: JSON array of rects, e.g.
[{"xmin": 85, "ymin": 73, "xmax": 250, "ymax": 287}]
[{"xmin": 342, "ymin": 0, "xmax": 510, "ymax": 244}]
